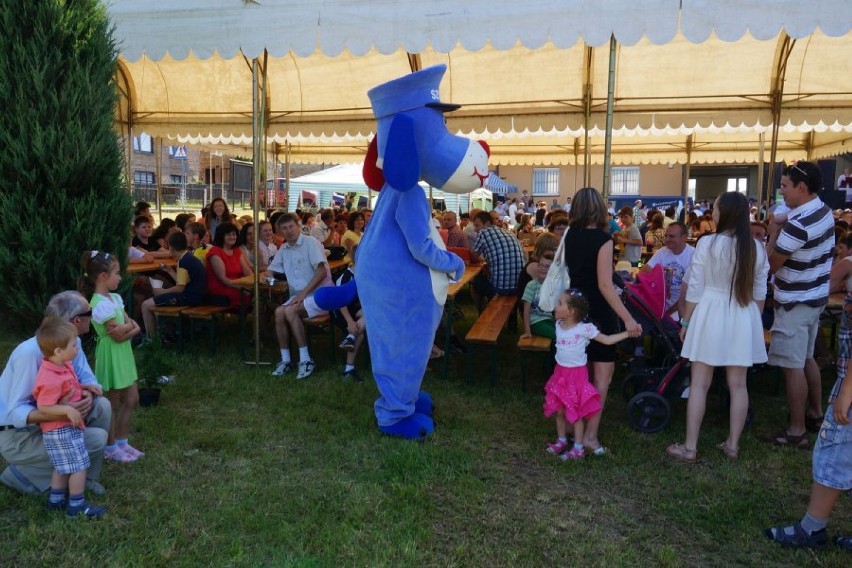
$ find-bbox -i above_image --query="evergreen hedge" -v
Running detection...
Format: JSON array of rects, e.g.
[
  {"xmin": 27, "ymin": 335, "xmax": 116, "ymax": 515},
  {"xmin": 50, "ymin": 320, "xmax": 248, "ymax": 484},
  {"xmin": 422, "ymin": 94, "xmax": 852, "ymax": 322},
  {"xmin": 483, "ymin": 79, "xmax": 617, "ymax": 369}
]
[{"xmin": 0, "ymin": 0, "xmax": 130, "ymax": 330}]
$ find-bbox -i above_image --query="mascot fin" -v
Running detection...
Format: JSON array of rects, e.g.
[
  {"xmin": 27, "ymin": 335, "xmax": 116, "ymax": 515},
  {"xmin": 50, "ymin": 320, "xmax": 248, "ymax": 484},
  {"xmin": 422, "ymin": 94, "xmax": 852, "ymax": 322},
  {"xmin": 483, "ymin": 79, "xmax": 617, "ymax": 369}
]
[{"xmin": 313, "ymin": 280, "xmax": 358, "ymax": 311}]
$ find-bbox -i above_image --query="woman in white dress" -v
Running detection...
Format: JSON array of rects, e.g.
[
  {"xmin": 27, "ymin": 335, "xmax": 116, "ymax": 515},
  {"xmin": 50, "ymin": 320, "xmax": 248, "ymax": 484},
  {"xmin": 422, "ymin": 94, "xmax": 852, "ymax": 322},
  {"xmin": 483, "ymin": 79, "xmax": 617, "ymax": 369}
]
[{"xmin": 667, "ymin": 192, "xmax": 769, "ymax": 462}]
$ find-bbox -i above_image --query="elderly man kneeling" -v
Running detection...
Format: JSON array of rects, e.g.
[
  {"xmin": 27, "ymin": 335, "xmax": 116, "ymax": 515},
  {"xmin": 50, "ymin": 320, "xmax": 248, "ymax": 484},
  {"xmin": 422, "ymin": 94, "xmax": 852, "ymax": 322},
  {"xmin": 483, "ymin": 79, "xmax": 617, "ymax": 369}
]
[{"xmin": 0, "ymin": 291, "xmax": 111, "ymax": 495}]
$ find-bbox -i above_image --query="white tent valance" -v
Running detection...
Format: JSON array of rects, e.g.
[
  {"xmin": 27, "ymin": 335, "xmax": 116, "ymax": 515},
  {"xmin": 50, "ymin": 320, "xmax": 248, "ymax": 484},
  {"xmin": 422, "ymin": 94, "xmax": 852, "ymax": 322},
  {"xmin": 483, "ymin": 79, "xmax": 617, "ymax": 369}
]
[
  {"xmin": 108, "ymin": 0, "xmax": 851, "ymax": 59},
  {"xmin": 109, "ymin": 1, "xmax": 852, "ymax": 167}
]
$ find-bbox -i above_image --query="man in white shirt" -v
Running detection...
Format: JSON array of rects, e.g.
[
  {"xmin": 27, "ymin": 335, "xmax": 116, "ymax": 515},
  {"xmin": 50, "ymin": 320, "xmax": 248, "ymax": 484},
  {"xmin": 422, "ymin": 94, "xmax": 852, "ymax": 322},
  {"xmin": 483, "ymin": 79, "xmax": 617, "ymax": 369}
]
[
  {"xmin": 267, "ymin": 213, "xmax": 333, "ymax": 380},
  {"xmin": 507, "ymin": 198, "xmax": 518, "ymax": 223},
  {"xmin": 837, "ymin": 167, "xmax": 851, "ymax": 189},
  {"xmin": 0, "ymin": 292, "xmax": 110, "ymax": 495},
  {"xmin": 309, "ymin": 208, "xmax": 336, "ymax": 246},
  {"xmin": 640, "ymin": 222, "xmax": 694, "ymax": 317}
]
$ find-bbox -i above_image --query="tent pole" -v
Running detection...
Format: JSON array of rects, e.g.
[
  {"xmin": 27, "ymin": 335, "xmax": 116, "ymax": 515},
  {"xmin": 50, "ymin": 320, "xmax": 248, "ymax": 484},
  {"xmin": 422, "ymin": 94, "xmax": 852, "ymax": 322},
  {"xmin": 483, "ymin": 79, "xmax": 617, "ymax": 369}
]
[
  {"xmin": 155, "ymin": 137, "xmax": 163, "ymax": 220},
  {"xmin": 682, "ymin": 134, "xmax": 693, "ymax": 205},
  {"xmin": 602, "ymin": 35, "xmax": 616, "ymax": 199},
  {"xmin": 272, "ymin": 141, "xmax": 279, "ymax": 210},
  {"xmin": 573, "ymin": 138, "xmax": 580, "ymax": 192},
  {"xmin": 208, "ymin": 150, "xmax": 212, "ymax": 206},
  {"xmin": 285, "ymin": 141, "xmax": 291, "ymax": 212},
  {"xmin": 582, "ymin": 45, "xmax": 594, "ymax": 187},
  {"xmin": 757, "ymin": 132, "xmax": 765, "ymax": 219},
  {"xmin": 766, "ymin": 34, "xmax": 795, "ymax": 213},
  {"xmin": 246, "ymin": 57, "xmax": 269, "ymax": 366}
]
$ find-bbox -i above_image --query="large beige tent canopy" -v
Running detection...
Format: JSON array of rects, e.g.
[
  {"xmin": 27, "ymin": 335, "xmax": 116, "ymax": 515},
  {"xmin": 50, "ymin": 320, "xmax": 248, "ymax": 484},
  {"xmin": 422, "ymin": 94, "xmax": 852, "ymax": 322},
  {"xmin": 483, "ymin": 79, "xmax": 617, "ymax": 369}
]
[{"xmin": 109, "ymin": 0, "xmax": 852, "ymax": 165}]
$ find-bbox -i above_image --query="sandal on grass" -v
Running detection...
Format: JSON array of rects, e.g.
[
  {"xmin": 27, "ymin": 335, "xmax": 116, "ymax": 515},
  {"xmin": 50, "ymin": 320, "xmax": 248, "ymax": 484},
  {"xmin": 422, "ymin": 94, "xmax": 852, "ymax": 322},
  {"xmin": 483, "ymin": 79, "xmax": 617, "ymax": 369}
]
[
  {"xmin": 766, "ymin": 430, "xmax": 809, "ymax": 449},
  {"xmin": 585, "ymin": 445, "xmax": 607, "ymax": 456},
  {"xmin": 717, "ymin": 442, "xmax": 738, "ymax": 460},
  {"xmin": 666, "ymin": 443, "xmax": 698, "ymax": 463},
  {"xmin": 429, "ymin": 348, "xmax": 445, "ymax": 360}
]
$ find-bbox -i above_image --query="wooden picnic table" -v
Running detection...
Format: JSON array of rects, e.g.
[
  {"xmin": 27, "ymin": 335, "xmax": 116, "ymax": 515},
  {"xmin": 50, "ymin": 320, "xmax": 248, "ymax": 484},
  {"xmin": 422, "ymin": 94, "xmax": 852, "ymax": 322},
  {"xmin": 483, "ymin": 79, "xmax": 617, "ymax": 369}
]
[
  {"xmin": 443, "ymin": 263, "xmax": 484, "ymax": 379},
  {"xmin": 126, "ymin": 257, "xmax": 177, "ymax": 274}
]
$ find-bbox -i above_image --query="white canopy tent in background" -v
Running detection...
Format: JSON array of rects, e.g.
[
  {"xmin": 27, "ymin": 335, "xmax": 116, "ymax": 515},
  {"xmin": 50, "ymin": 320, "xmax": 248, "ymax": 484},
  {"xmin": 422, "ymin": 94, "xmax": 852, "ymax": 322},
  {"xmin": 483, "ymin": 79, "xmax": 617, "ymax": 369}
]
[
  {"xmin": 290, "ymin": 164, "xmax": 478, "ymax": 213},
  {"xmin": 110, "ymin": 0, "xmax": 852, "ymax": 169}
]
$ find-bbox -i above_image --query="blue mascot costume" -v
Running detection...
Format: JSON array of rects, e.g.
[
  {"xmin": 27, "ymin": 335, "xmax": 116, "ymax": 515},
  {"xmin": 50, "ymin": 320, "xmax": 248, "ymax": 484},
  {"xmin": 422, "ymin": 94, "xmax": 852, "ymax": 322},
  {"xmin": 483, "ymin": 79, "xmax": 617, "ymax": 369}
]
[{"xmin": 316, "ymin": 64, "xmax": 489, "ymax": 439}]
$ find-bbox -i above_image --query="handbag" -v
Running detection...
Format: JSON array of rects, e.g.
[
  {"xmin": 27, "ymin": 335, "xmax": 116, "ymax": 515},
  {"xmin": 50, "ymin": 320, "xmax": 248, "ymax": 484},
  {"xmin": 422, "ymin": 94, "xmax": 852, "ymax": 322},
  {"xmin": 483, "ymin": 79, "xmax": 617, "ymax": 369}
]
[{"xmin": 538, "ymin": 230, "xmax": 571, "ymax": 312}]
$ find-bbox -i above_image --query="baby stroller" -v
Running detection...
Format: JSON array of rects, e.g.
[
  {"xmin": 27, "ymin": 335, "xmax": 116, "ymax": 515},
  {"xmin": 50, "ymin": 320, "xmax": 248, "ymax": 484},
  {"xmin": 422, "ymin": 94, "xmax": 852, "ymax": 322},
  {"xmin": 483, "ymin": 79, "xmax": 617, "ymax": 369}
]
[{"xmin": 618, "ymin": 265, "xmax": 689, "ymax": 433}]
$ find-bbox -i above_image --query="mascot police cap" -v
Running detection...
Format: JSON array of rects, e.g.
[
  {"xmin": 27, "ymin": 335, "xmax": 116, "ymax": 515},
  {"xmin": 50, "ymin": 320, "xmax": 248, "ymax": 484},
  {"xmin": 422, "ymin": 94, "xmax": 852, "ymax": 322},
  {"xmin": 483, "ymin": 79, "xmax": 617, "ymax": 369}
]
[{"xmin": 368, "ymin": 64, "xmax": 460, "ymax": 119}]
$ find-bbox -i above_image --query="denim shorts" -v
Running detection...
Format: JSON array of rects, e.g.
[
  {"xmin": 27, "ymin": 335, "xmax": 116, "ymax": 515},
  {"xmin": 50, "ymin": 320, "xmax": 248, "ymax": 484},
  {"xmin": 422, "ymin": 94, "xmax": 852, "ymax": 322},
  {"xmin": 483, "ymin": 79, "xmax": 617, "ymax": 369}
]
[{"xmin": 812, "ymin": 403, "xmax": 852, "ymax": 491}]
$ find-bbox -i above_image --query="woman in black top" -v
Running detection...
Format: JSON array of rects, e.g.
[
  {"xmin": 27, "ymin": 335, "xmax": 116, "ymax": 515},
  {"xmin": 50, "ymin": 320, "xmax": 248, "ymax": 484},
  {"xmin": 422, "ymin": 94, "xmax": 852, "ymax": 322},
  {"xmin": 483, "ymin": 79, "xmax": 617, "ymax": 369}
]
[{"xmin": 564, "ymin": 187, "xmax": 642, "ymax": 453}]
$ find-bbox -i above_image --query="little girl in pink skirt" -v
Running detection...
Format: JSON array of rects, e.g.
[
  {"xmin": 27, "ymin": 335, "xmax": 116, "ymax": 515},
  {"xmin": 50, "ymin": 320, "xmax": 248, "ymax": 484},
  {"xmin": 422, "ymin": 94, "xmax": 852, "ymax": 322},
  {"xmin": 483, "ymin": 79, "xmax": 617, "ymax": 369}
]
[{"xmin": 545, "ymin": 289, "xmax": 629, "ymax": 460}]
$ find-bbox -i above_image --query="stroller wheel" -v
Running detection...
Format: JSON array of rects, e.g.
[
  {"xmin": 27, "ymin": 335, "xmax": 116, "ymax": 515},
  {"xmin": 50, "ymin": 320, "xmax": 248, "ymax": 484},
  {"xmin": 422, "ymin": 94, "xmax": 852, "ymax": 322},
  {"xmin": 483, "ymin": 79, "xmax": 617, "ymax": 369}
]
[
  {"xmin": 621, "ymin": 374, "xmax": 638, "ymax": 402},
  {"xmin": 627, "ymin": 392, "xmax": 671, "ymax": 433},
  {"xmin": 620, "ymin": 372, "xmax": 658, "ymax": 402}
]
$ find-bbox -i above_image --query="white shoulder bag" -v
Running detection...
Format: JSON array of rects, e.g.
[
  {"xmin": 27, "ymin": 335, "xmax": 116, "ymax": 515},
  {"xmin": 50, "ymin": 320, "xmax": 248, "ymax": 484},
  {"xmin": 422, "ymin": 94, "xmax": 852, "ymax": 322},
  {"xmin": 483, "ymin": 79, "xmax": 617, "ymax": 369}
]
[{"xmin": 538, "ymin": 231, "xmax": 570, "ymax": 312}]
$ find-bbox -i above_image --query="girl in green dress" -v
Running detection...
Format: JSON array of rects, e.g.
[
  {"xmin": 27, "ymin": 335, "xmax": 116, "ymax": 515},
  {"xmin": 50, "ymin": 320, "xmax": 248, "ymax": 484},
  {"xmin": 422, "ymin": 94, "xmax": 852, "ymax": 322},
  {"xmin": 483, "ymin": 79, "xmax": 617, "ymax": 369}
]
[{"xmin": 79, "ymin": 251, "xmax": 143, "ymax": 463}]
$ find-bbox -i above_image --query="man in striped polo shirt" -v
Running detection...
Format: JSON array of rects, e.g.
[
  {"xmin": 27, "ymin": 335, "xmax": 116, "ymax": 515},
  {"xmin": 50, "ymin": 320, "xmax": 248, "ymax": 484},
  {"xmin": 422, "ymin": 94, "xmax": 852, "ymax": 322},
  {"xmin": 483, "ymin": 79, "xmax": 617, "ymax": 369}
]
[{"xmin": 766, "ymin": 161, "xmax": 834, "ymax": 447}]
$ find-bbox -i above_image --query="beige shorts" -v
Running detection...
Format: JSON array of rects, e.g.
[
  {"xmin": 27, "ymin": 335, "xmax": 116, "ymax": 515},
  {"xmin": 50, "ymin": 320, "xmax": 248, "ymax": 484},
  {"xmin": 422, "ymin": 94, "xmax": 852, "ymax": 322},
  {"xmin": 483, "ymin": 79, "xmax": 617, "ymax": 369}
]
[
  {"xmin": 284, "ymin": 294, "xmax": 327, "ymax": 319},
  {"xmin": 768, "ymin": 303, "xmax": 822, "ymax": 369}
]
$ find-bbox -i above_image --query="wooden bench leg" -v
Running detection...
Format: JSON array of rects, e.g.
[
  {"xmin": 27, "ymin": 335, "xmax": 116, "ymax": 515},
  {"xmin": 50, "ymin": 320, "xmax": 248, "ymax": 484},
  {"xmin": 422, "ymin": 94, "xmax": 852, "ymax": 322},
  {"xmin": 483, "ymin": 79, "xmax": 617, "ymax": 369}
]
[{"xmin": 490, "ymin": 344, "xmax": 497, "ymax": 387}]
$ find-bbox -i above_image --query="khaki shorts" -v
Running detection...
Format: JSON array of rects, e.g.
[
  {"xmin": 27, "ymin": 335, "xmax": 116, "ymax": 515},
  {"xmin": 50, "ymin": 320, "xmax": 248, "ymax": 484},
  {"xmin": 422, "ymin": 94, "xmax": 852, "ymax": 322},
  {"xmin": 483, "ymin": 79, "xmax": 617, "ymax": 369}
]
[{"xmin": 767, "ymin": 303, "xmax": 822, "ymax": 369}]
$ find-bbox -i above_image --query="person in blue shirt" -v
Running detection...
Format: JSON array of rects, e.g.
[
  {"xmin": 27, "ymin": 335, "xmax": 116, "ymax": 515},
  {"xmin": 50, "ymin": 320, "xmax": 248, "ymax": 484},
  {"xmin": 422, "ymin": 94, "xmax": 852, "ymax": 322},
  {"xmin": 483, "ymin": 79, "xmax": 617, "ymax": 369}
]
[{"xmin": 0, "ymin": 291, "xmax": 111, "ymax": 495}]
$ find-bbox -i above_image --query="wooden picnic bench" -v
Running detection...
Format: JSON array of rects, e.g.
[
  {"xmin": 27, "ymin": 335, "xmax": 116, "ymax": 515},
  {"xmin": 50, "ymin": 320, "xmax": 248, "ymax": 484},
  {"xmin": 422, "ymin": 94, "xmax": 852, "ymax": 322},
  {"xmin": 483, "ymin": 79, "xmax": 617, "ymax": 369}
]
[
  {"xmin": 465, "ymin": 295, "xmax": 517, "ymax": 385},
  {"xmin": 517, "ymin": 335, "xmax": 553, "ymax": 391}
]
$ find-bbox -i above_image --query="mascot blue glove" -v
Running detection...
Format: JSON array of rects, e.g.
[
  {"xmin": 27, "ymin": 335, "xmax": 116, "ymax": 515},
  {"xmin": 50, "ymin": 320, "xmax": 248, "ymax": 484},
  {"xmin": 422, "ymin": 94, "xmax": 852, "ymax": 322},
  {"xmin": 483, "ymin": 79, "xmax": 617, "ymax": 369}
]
[{"xmin": 316, "ymin": 64, "xmax": 488, "ymax": 439}]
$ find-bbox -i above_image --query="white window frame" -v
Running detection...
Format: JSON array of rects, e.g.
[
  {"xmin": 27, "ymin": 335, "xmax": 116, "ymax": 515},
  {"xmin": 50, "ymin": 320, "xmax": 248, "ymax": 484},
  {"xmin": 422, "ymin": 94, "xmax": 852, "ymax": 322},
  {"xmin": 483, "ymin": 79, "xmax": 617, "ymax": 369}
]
[
  {"xmin": 532, "ymin": 168, "xmax": 559, "ymax": 196},
  {"xmin": 170, "ymin": 174, "xmax": 184, "ymax": 184},
  {"xmin": 133, "ymin": 132, "xmax": 153, "ymax": 153},
  {"xmin": 610, "ymin": 166, "xmax": 640, "ymax": 195},
  {"xmin": 726, "ymin": 177, "xmax": 748, "ymax": 193}
]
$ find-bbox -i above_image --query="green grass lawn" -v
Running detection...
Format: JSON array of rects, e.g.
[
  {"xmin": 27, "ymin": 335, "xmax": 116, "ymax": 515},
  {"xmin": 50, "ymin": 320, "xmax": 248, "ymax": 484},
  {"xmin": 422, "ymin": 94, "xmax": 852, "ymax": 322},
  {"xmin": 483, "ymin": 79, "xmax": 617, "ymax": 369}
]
[{"xmin": 0, "ymin": 299, "xmax": 849, "ymax": 567}]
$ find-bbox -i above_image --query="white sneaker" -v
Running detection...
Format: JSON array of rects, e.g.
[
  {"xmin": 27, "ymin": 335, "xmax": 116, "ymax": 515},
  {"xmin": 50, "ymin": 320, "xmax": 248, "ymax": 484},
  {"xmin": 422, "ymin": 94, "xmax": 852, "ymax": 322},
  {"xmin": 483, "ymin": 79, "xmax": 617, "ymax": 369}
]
[
  {"xmin": 297, "ymin": 360, "xmax": 316, "ymax": 380},
  {"xmin": 272, "ymin": 361, "xmax": 293, "ymax": 376}
]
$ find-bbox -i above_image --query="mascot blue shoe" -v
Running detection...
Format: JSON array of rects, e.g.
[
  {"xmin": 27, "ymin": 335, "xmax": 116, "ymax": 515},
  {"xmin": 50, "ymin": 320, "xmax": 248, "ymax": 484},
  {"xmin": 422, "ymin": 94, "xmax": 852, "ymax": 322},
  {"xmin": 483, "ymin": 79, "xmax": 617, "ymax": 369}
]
[
  {"xmin": 316, "ymin": 65, "xmax": 488, "ymax": 440},
  {"xmin": 415, "ymin": 391, "xmax": 433, "ymax": 416}
]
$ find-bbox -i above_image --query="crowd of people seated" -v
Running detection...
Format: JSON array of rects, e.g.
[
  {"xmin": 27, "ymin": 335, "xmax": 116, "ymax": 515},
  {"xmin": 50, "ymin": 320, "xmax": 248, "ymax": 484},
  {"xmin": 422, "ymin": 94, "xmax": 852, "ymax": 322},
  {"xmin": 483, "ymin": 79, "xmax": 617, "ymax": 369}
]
[{"xmin": 2, "ymin": 167, "xmax": 848, "ymax": 544}]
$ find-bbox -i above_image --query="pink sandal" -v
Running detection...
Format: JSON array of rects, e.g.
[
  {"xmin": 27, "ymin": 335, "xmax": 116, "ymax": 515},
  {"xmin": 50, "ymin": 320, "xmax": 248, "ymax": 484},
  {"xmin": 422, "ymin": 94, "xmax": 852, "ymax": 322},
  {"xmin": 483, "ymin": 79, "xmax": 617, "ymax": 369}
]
[{"xmin": 104, "ymin": 446, "xmax": 137, "ymax": 463}]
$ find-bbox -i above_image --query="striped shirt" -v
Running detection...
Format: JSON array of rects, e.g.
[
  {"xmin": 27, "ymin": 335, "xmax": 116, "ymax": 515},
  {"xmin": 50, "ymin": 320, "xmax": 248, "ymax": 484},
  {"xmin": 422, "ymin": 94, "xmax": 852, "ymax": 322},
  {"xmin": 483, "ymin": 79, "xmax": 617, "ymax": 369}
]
[{"xmin": 773, "ymin": 197, "xmax": 834, "ymax": 308}]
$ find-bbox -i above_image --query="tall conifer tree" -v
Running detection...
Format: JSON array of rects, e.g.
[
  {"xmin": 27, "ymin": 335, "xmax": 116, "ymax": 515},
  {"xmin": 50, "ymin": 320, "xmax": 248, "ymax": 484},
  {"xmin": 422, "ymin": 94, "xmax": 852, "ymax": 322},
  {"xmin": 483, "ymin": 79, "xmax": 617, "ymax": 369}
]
[{"xmin": 0, "ymin": 0, "xmax": 130, "ymax": 328}]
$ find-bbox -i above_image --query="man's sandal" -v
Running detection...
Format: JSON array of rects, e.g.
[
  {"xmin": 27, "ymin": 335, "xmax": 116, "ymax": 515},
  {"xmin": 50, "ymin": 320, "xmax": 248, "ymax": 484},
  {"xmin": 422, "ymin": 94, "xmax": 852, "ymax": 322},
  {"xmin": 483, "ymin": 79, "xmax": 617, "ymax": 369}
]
[
  {"xmin": 766, "ymin": 431, "xmax": 809, "ymax": 449},
  {"xmin": 666, "ymin": 443, "xmax": 698, "ymax": 463}
]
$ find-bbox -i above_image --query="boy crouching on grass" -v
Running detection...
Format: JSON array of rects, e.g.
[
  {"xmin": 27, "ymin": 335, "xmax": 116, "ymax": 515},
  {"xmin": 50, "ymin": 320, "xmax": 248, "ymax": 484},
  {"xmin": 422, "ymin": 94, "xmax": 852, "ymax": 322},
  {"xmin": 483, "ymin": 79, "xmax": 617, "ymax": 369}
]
[
  {"xmin": 140, "ymin": 232, "xmax": 207, "ymax": 339},
  {"xmin": 33, "ymin": 317, "xmax": 105, "ymax": 518}
]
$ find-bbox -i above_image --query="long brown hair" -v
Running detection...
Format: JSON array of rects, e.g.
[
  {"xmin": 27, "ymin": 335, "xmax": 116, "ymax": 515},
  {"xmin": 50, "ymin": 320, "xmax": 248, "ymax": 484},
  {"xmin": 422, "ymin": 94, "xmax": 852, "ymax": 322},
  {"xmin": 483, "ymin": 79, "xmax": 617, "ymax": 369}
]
[
  {"xmin": 78, "ymin": 251, "xmax": 117, "ymax": 299},
  {"xmin": 567, "ymin": 187, "xmax": 608, "ymax": 230},
  {"xmin": 714, "ymin": 193, "xmax": 755, "ymax": 307}
]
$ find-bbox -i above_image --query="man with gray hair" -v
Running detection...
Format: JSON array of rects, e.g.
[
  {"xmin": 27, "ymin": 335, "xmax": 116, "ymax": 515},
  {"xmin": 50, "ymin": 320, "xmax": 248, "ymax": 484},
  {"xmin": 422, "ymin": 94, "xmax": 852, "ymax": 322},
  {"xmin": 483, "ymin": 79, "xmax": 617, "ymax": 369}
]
[{"xmin": 0, "ymin": 291, "xmax": 111, "ymax": 495}]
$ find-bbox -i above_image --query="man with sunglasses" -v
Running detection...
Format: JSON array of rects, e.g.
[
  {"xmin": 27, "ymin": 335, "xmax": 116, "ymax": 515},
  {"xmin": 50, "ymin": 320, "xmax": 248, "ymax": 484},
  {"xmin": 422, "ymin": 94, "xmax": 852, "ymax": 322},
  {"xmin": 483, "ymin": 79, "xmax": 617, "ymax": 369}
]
[
  {"xmin": 0, "ymin": 291, "xmax": 111, "ymax": 496},
  {"xmin": 765, "ymin": 161, "xmax": 834, "ymax": 449}
]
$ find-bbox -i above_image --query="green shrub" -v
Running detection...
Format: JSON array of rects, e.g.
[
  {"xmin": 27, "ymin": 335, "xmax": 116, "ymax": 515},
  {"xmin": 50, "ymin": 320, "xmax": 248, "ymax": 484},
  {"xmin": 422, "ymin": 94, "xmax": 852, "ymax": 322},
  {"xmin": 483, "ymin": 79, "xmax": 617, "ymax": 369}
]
[{"xmin": 0, "ymin": 0, "xmax": 130, "ymax": 329}]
